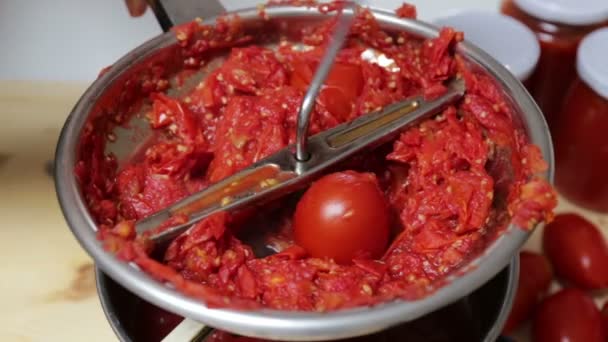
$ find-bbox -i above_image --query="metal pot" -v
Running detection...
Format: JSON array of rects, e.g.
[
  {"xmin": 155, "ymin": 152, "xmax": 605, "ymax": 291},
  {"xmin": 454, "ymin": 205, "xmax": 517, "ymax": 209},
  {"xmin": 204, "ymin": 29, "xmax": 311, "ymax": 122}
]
[
  {"xmin": 55, "ymin": 2, "xmax": 552, "ymax": 341},
  {"xmin": 96, "ymin": 257, "xmax": 518, "ymax": 341}
]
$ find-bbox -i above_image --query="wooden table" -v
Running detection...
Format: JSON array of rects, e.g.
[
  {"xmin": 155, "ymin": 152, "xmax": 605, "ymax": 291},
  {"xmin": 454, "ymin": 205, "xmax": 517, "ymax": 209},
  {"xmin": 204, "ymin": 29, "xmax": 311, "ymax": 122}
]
[
  {"xmin": 0, "ymin": 81, "xmax": 605, "ymax": 341},
  {"xmin": 0, "ymin": 81, "xmax": 114, "ymax": 341}
]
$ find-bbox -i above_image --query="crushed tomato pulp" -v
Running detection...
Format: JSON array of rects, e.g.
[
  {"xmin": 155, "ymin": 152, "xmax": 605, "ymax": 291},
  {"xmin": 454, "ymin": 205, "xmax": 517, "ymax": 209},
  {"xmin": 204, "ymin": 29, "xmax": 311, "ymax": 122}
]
[{"xmin": 77, "ymin": 2, "xmax": 557, "ymax": 311}]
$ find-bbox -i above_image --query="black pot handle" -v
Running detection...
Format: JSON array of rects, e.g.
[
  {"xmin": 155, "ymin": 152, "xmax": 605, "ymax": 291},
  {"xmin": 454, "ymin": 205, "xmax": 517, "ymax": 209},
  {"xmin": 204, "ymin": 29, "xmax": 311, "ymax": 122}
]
[{"xmin": 146, "ymin": 0, "xmax": 226, "ymax": 32}]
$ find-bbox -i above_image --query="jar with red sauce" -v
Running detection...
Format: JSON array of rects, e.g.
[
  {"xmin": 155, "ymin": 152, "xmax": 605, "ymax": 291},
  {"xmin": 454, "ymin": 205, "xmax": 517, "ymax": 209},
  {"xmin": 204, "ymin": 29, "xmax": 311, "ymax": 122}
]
[
  {"xmin": 433, "ymin": 10, "xmax": 540, "ymax": 84},
  {"xmin": 553, "ymin": 28, "xmax": 608, "ymax": 212},
  {"xmin": 501, "ymin": 0, "xmax": 608, "ymax": 130}
]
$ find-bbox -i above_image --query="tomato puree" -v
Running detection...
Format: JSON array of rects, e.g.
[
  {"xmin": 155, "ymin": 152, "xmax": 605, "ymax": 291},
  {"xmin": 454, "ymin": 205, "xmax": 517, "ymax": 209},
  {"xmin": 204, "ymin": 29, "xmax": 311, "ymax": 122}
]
[{"xmin": 77, "ymin": 2, "xmax": 556, "ymax": 311}]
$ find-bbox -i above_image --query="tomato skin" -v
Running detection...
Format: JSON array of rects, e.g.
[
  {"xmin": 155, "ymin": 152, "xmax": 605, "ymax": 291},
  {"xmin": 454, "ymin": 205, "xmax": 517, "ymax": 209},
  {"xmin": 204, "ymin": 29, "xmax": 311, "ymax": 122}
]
[
  {"xmin": 533, "ymin": 288, "xmax": 605, "ymax": 342},
  {"xmin": 293, "ymin": 171, "xmax": 390, "ymax": 264},
  {"xmin": 503, "ymin": 251, "xmax": 553, "ymax": 334},
  {"xmin": 290, "ymin": 60, "xmax": 363, "ymax": 121},
  {"xmin": 542, "ymin": 213, "xmax": 608, "ymax": 290}
]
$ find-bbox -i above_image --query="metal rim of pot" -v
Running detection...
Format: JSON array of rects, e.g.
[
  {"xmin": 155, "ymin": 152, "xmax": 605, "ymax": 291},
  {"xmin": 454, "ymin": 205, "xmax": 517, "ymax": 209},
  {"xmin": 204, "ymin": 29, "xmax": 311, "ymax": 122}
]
[
  {"xmin": 55, "ymin": 5, "xmax": 552, "ymax": 341},
  {"xmin": 94, "ymin": 256, "xmax": 520, "ymax": 341}
]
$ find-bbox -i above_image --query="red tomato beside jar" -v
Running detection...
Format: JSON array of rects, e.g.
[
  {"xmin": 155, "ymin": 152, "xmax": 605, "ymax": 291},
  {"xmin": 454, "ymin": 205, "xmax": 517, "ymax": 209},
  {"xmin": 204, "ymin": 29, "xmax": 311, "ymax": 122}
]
[
  {"xmin": 552, "ymin": 28, "xmax": 608, "ymax": 212},
  {"xmin": 501, "ymin": 0, "xmax": 608, "ymax": 130},
  {"xmin": 533, "ymin": 288, "xmax": 606, "ymax": 342},
  {"xmin": 542, "ymin": 213, "xmax": 608, "ymax": 290}
]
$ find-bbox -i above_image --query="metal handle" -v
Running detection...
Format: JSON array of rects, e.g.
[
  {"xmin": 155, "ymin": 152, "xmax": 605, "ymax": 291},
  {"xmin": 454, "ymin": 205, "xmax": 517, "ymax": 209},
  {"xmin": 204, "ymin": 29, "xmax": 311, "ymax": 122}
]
[
  {"xmin": 161, "ymin": 318, "xmax": 212, "ymax": 342},
  {"xmin": 294, "ymin": 8, "xmax": 355, "ymax": 161},
  {"xmin": 136, "ymin": 78, "xmax": 465, "ymax": 244},
  {"xmin": 147, "ymin": 0, "xmax": 226, "ymax": 31},
  {"xmin": 136, "ymin": 163, "xmax": 298, "ymax": 243}
]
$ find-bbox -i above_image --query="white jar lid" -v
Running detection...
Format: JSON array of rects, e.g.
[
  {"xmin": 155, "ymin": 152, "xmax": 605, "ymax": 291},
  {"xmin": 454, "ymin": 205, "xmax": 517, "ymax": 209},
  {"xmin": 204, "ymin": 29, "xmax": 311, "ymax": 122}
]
[
  {"xmin": 433, "ymin": 10, "xmax": 540, "ymax": 81},
  {"xmin": 577, "ymin": 27, "xmax": 608, "ymax": 99},
  {"xmin": 514, "ymin": 0, "xmax": 608, "ymax": 26}
]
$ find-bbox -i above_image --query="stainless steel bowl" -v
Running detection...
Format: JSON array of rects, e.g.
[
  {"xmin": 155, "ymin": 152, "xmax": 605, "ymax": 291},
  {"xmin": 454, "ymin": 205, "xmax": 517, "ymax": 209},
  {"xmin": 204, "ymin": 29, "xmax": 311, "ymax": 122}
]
[
  {"xmin": 55, "ymin": 4, "xmax": 552, "ymax": 341},
  {"xmin": 96, "ymin": 257, "xmax": 518, "ymax": 341}
]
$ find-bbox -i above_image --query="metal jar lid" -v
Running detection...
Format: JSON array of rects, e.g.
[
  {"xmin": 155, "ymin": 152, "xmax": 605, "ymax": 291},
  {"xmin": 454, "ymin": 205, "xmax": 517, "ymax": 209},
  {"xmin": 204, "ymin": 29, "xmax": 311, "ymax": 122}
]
[
  {"xmin": 577, "ymin": 27, "xmax": 608, "ymax": 99},
  {"xmin": 514, "ymin": 0, "xmax": 608, "ymax": 26},
  {"xmin": 433, "ymin": 10, "xmax": 540, "ymax": 81}
]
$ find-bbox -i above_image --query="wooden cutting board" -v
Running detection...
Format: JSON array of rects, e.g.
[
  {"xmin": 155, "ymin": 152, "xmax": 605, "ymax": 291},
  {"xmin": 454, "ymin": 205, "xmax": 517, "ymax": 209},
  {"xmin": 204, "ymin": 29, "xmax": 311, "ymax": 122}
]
[
  {"xmin": 0, "ymin": 80, "xmax": 605, "ymax": 342},
  {"xmin": 0, "ymin": 81, "xmax": 114, "ymax": 342}
]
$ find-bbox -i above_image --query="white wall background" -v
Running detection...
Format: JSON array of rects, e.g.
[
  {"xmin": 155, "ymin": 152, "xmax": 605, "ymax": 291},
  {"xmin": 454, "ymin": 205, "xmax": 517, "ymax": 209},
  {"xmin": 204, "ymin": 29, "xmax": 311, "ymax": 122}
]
[{"xmin": 0, "ymin": 0, "xmax": 499, "ymax": 82}]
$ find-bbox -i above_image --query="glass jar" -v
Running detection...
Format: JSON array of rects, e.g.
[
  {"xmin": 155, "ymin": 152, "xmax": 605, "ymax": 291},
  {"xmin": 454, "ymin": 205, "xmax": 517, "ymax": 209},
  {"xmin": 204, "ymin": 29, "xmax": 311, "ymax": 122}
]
[
  {"xmin": 553, "ymin": 28, "xmax": 608, "ymax": 212},
  {"xmin": 433, "ymin": 10, "xmax": 540, "ymax": 84},
  {"xmin": 501, "ymin": 0, "xmax": 608, "ymax": 130}
]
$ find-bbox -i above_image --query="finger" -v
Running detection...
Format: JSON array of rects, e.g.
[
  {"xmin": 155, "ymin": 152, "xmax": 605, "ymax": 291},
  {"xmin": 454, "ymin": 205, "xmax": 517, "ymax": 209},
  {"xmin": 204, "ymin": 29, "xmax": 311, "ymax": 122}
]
[{"xmin": 125, "ymin": 0, "xmax": 147, "ymax": 17}]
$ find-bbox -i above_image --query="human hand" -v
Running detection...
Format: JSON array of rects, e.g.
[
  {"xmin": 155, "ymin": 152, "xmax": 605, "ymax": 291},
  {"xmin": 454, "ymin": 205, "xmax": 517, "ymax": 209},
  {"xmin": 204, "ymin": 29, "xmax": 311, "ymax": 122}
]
[{"xmin": 125, "ymin": 0, "xmax": 148, "ymax": 17}]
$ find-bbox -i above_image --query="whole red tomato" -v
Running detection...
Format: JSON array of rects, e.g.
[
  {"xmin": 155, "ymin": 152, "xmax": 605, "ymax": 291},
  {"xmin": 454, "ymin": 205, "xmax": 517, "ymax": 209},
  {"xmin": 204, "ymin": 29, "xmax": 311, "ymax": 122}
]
[
  {"xmin": 542, "ymin": 213, "xmax": 608, "ymax": 289},
  {"xmin": 293, "ymin": 171, "xmax": 390, "ymax": 264},
  {"xmin": 533, "ymin": 288, "xmax": 605, "ymax": 342},
  {"xmin": 502, "ymin": 251, "xmax": 553, "ymax": 334}
]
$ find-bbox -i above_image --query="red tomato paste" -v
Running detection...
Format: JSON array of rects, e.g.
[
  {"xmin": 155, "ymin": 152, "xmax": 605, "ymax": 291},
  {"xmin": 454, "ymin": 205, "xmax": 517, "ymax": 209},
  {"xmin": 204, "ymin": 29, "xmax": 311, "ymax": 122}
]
[{"xmin": 77, "ymin": 2, "xmax": 556, "ymax": 311}]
